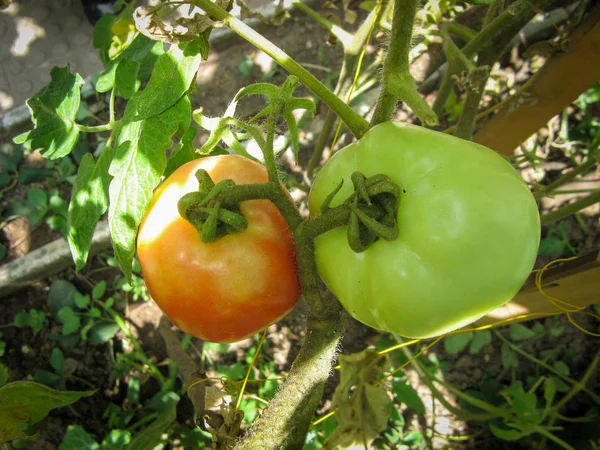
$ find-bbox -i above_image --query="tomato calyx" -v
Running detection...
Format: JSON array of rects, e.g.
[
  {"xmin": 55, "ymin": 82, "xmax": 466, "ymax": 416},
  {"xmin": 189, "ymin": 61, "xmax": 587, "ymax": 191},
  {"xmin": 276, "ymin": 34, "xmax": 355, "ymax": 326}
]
[
  {"xmin": 320, "ymin": 172, "xmax": 401, "ymax": 253},
  {"xmin": 178, "ymin": 169, "xmax": 249, "ymax": 243}
]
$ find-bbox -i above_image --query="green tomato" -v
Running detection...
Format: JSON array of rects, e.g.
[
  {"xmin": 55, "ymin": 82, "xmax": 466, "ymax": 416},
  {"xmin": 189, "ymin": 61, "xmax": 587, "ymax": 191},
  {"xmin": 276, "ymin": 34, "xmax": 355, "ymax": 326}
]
[{"xmin": 308, "ymin": 122, "xmax": 540, "ymax": 338}]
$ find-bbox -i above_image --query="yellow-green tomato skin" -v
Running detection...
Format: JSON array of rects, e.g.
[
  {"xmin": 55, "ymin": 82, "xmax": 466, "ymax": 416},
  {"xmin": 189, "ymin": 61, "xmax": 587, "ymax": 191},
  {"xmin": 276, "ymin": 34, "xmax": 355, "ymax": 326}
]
[{"xmin": 308, "ymin": 122, "xmax": 540, "ymax": 338}]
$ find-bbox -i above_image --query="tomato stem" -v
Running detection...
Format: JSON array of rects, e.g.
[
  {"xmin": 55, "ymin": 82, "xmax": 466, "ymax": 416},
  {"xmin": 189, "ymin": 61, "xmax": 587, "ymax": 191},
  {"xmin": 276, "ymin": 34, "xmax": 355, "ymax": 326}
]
[
  {"xmin": 191, "ymin": 0, "xmax": 369, "ymax": 138},
  {"xmin": 370, "ymin": 0, "xmax": 438, "ymax": 127}
]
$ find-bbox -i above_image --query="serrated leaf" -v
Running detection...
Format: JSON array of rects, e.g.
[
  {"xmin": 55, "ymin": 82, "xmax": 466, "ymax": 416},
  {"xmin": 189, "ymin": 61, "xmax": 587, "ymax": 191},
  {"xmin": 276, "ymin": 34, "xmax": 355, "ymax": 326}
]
[
  {"xmin": 444, "ymin": 332, "xmax": 473, "ymax": 355},
  {"xmin": 130, "ymin": 41, "xmax": 203, "ymax": 121},
  {"xmin": 50, "ymin": 348, "xmax": 65, "ymax": 374},
  {"xmin": 0, "ymin": 144, "xmax": 24, "ymax": 171},
  {"xmin": 553, "ymin": 361, "xmax": 570, "ymax": 376},
  {"xmin": 489, "ymin": 424, "xmax": 528, "ymax": 440},
  {"xmin": 17, "ymin": 167, "xmax": 55, "ymax": 184},
  {"xmin": 57, "ymin": 307, "xmax": 81, "ymax": 335},
  {"xmin": 74, "ymin": 293, "xmax": 90, "ymax": 309},
  {"xmin": 34, "ymin": 369, "xmax": 60, "ymax": 386},
  {"xmin": 59, "ymin": 425, "xmax": 100, "ymax": 450},
  {"xmin": 16, "ymin": 67, "xmax": 84, "ymax": 160},
  {"xmin": 68, "ymin": 147, "xmax": 114, "ymax": 271},
  {"xmin": 501, "ymin": 343, "xmax": 518, "ymax": 369},
  {"xmin": 544, "ymin": 377, "xmax": 556, "ymax": 408},
  {"xmin": 164, "ymin": 127, "xmax": 197, "ymax": 178},
  {"xmin": 0, "ymin": 381, "xmax": 95, "ymax": 444},
  {"xmin": 509, "ymin": 323, "xmax": 536, "ymax": 341},
  {"xmin": 125, "ymin": 393, "xmax": 178, "ymax": 450},
  {"xmin": 49, "ymin": 280, "xmax": 79, "ymax": 316},
  {"xmin": 392, "ymin": 380, "xmax": 426, "ymax": 414},
  {"xmin": 116, "ymin": 59, "xmax": 141, "ymax": 99},
  {"xmin": 325, "ymin": 350, "xmax": 391, "ymax": 449},
  {"xmin": 101, "ymin": 429, "xmax": 132, "ymax": 450},
  {"xmin": 93, "ymin": 13, "xmax": 118, "ymax": 65},
  {"xmin": 28, "ymin": 188, "xmax": 47, "ymax": 208},
  {"xmin": 92, "ymin": 281, "xmax": 107, "ymax": 300},
  {"xmin": 127, "ymin": 378, "xmax": 140, "ymax": 405},
  {"xmin": 538, "ymin": 236, "xmax": 566, "ymax": 256},
  {"xmin": 109, "ymin": 95, "xmax": 191, "ymax": 279},
  {"xmin": 88, "ymin": 322, "xmax": 120, "ymax": 345},
  {"xmin": 13, "ymin": 311, "xmax": 31, "ymax": 328},
  {"xmin": 96, "ymin": 35, "xmax": 163, "ymax": 93},
  {"xmin": 469, "ymin": 330, "xmax": 491, "ymax": 354}
]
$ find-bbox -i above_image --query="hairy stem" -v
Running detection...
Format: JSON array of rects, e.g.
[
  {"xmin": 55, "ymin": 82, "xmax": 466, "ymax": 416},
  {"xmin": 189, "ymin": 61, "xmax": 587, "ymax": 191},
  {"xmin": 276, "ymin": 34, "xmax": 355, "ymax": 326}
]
[
  {"xmin": 192, "ymin": 0, "xmax": 368, "ymax": 138},
  {"xmin": 236, "ymin": 313, "xmax": 345, "ymax": 450},
  {"xmin": 306, "ymin": 1, "xmax": 388, "ymax": 178},
  {"xmin": 371, "ymin": 0, "xmax": 437, "ymax": 126}
]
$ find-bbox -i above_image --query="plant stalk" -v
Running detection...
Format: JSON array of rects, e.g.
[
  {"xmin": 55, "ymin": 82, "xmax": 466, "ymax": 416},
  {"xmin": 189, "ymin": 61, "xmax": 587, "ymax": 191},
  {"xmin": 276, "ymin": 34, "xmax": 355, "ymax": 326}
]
[
  {"xmin": 370, "ymin": 0, "xmax": 437, "ymax": 126},
  {"xmin": 192, "ymin": 0, "xmax": 369, "ymax": 138}
]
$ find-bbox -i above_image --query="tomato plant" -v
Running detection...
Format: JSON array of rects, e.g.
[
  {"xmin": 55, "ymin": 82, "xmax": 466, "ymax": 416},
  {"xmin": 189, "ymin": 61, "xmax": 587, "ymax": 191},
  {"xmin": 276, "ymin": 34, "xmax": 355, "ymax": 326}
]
[
  {"xmin": 137, "ymin": 155, "xmax": 301, "ymax": 343},
  {"xmin": 309, "ymin": 122, "xmax": 541, "ymax": 338}
]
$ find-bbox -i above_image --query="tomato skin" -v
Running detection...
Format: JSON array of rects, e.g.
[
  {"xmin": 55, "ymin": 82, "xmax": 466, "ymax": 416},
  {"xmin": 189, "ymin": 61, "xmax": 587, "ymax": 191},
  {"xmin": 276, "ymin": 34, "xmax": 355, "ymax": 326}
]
[
  {"xmin": 137, "ymin": 155, "xmax": 301, "ymax": 343},
  {"xmin": 308, "ymin": 122, "xmax": 540, "ymax": 338}
]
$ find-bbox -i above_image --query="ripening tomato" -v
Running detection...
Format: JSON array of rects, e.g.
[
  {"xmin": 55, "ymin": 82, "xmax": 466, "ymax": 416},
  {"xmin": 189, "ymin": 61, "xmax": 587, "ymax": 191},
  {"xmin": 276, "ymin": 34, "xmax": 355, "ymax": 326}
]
[
  {"xmin": 308, "ymin": 122, "xmax": 540, "ymax": 338},
  {"xmin": 137, "ymin": 155, "xmax": 301, "ymax": 343}
]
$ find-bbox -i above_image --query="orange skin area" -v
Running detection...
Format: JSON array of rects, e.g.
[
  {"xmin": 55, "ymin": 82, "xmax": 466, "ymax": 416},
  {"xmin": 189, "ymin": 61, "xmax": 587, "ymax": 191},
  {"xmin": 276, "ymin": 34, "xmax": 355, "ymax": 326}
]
[{"xmin": 137, "ymin": 155, "xmax": 301, "ymax": 343}]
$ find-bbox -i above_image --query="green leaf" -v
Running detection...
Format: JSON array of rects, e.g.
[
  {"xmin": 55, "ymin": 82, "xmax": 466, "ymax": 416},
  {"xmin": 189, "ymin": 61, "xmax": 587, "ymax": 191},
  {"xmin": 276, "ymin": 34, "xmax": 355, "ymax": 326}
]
[
  {"xmin": 238, "ymin": 55, "xmax": 254, "ymax": 76},
  {"xmin": 34, "ymin": 369, "xmax": 61, "ymax": 386},
  {"xmin": 109, "ymin": 95, "xmax": 191, "ymax": 278},
  {"xmin": 15, "ymin": 67, "xmax": 84, "ymax": 160},
  {"xmin": 116, "ymin": 59, "xmax": 141, "ymax": 99},
  {"xmin": 74, "ymin": 293, "xmax": 90, "ymax": 309},
  {"xmin": 17, "ymin": 168, "xmax": 55, "ymax": 184},
  {"xmin": 553, "ymin": 361, "xmax": 570, "ymax": 376},
  {"xmin": 0, "ymin": 364, "xmax": 7, "ymax": 388},
  {"xmin": 59, "ymin": 425, "xmax": 99, "ymax": 450},
  {"xmin": 501, "ymin": 343, "xmax": 518, "ymax": 369},
  {"xmin": 13, "ymin": 311, "xmax": 31, "ymax": 328},
  {"xmin": 50, "ymin": 348, "xmax": 65, "ymax": 374},
  {"xmin": 0, "ymin": 381, "xmax": 95, "ymax": 444},
  {"xmin": 125, "ymin": 393, "xmax": 178, "ymax": 450},
  {"xmin": 92, "ymin": 281, "xmax": 107, "ymax": 300},
  {"xmin": 96, "ymin": 36, "xmax": 163, "ymax": 93},
  {"xmin": 509, "ymin": 323, "xmax": 537, "ymax": 341},
  {"xmin": 164, "ymin": 127, "xmax": 198, "ymax": 178},
  {"xmin": 544, "ymin": 377, "xmax": 556, "ymax": 409},
  {"xmin": 127, "ymin": 378, "xmax": 140, "ymax": 405},
  {"xmin": 28, "ymin": 188, "xmax": 47, "ymax": 208},
  {"xmin": 0, "ymin": 144, "xmax": 24, "ymax": 172},
  {"xmin": 130, "ymin": 41, "xmax": 203, "ymax": 121},
  {"xmin": 57, "ymin": 307, "xmax": 81, "ymax": 335},
  {"xmin": 49, "ymin": 280, "xmax": 79, "ymax": 316},
  {"xmin": 392, "ymin": 380, "xmax": 426, "ymax": 414},
  {"xmin": 93, "ymin": 14, "xmax": 118, "ymax": 65},
  {"xmin": 101, "ymin": 429, "xmax": 132, "ymax": 450},
  {"xmin": 538, "ymin": 236, "xmax": 566, "ymax": 255},
  {"xmin": 324, "ymin": 350, "xmax": 391, "ymax": 449},
  {"xmin": 462, "ymin": 0, "xmax": 496, "ymax": 4},
  {"xmin": 469, "ymin": 330, "xmax": 491, "ymax": 354},
  {"xmin": 489, "ymin": 424, "xmax": 528, "ymax": 441},
  {"xmin": 443, "ymin": 332, "xmax": 473, "ymax": 355},
  {"xmin": 0, "ymin": 245, "xmax": 5, "ymax": 261},
  {"xmin": 88, "ymin": 322, "xmax": 120, "ymax": 345},
  {"xmin": 68, "ymin": 146, "xmax": 114, "ymax": 271}
]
